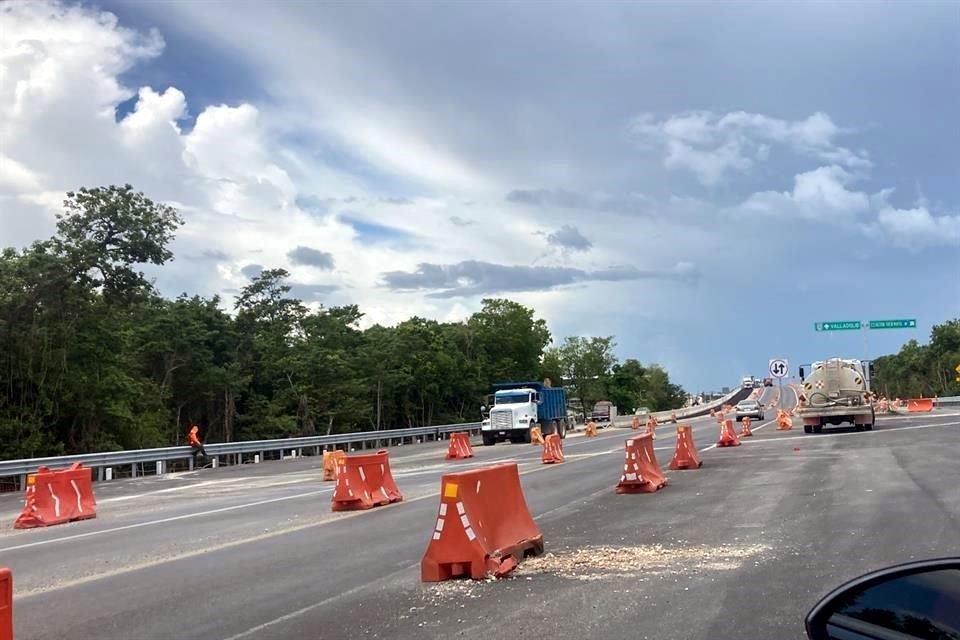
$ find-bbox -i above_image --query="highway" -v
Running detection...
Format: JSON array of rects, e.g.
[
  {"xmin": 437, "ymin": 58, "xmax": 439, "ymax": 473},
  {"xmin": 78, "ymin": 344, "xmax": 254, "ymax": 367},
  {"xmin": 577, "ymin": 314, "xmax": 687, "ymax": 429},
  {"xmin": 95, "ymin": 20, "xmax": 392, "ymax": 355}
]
[{"xmin": 5, "ymin": 386, "xmax": 960, "ymax": 639}]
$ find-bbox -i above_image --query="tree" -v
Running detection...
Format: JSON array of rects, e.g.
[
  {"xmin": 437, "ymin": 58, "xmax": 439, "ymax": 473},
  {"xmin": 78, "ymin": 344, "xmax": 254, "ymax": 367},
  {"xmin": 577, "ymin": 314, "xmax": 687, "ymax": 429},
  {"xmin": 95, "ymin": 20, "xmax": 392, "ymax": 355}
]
[
  {"xmin": 53, "ymin": 185, "xmax": 183, "ymax": 301},
  {"xmin": 555, "ymin": 336, "xmax": 617, "ymax": 413},
  {"xmin": 0, "ymin": 183, "xmax": 695, "ymax": 459},
  {"xmin": 608, "ymin": 359, "xmax": 647, "ymax": 413}
]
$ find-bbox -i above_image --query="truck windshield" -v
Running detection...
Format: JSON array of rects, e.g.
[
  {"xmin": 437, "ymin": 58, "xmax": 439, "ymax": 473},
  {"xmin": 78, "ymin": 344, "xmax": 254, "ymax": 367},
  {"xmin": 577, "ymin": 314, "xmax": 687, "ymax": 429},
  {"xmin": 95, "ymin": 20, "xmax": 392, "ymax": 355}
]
[{"xmin": 495, "ymin": 392, "xmax": 531, "ymax": 405}]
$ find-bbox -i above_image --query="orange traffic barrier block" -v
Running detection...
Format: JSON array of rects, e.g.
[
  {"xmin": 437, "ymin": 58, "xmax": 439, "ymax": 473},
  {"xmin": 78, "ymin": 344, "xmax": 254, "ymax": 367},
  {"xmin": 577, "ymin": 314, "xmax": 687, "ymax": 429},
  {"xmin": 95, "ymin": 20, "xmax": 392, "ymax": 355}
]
[
  {"xmin": 631, "ymin": 416, "xmax": 641, "ymax": 430},
  {"xmin": 421, "ymin": 463, "xmax": 543, "ymax": 581},
  {"xmin": 668, "ymin": 425, "xmax": 702, "ymax": 470},
  {"xmin": 709, "ymin": 409, "xmax": 716, "ymax": 418},
  {"xmin": 585, "ymin": 421, "xmax": 598, "ymax": 437},
  {"xmin": 322, "ymin": 450, "xmax": 346, "ymax": 481},
  {"xmin": 15, "ymin": 463, "xmax": 97, "ymax": 529},
  {"xmin": 331, "ymin": 449, "xmax": 403, "ymax": 512},
  {"xmin": 0, "ymin": 568, "xmax": 10, "ymax": 640},
  {"xmin": 616, "ymin": 433, "xmax": 667, "ymax": 493},
  {"xmin": 739, "ymin": 416, "xmax": 753, "ymax": 437},
  {"xmin": 907, "ymin": 398, "xmax": 934, "ymax": 413},
  {"xmin": 445, "ymin": 432, "xmax": 475, "ymax": 460},
  {"xmin": 542, "ymin": 434, "xmax": 564, "ymax": 464},
  {"xmin": 717, "ymin": 419, "xmax": 741, "ymax": 447},
  {"xmin": 878, "ymin": 398, "xmax": 889, "ymax": 413},
  {"xmin": 645, "ymin": 417, "xmax": 657, "ymax": 441},
  {"xmin": 670, "ymin": 413, "xmax": 678, "ymax": 424},
  {"xmin": 530, "ymin": 425, "xmax": 544, "ymax": 445}
]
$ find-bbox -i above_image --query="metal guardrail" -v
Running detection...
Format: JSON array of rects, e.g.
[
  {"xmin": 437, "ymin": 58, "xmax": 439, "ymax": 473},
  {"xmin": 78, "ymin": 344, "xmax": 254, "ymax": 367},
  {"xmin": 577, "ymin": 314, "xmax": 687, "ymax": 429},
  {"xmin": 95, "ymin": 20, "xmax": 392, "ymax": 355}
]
[
  {"xmin": 936, "ymin": 396, "xmax": 960, "ymax": 406},
  {"xmin": 0, "ymin": 381, "xmax": 758, "ymax": 485},
  {"xmin": 0, "ymin": 421, "xmax": 482, "ymax": 484}
]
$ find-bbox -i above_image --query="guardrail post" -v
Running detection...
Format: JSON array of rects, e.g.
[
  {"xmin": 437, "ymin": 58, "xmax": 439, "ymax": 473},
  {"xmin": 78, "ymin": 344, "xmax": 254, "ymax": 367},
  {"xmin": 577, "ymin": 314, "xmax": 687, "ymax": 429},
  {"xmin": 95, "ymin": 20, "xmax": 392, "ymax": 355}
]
[
  {"xmin": 260, "ymin": 451, "xmax": 265, "ymax": 463},
  {"xmin": 188, "ymin": 457, "xmax": 194, "ymax": 471},
  {"xmin": 296, "ymin": 448, "xmax": 302, "ymax": 458},
  {"xmin": 156, "ymin": 461, "xmax": 164, "ymax": 476},
  {"xmin": 106, "ymin": 467, "xmax": 113, "ymax": 481},
  {"xmin": 212, "ymin": 457, "xmax": 219, "ymax": 469},
  {"xmin": 19, "ymin": 474, "xmax": 26, "ymax": 490},
  {"xmin": 131, "ymin": 463, "xmax": 137, "ymax": 478}
]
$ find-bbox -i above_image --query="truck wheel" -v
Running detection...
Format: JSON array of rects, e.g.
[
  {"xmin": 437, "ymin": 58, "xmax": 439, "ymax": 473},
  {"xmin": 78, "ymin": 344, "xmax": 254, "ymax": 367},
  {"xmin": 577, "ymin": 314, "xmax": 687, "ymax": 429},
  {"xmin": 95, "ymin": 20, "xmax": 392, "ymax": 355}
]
[
  {"xmin": 855, "ymin": 425, "xmax": 864, "ymax": 432},
  {"xmin": 865, "ymin": 424, "xmax": 874, "ymax": 431},
  {"xmin": 804, "ymin": 425, "xmax": 812, "ymax": 434},
  {"xmin": 549, "ymin": 420, "xmax": 559, "ymax": 437},
  {"xmin": 482, "ymin": 433, "xmax": 495, "ymax": 446},
  {"xmin": 813, "ymin": 424, "xmax": 823, "ymax": 434},
  {"xmin": 558, "ymin": 418, "xmax": 567, "ymax": 439},
  {"xmin": 522, "ymin": 427, "xmax": 532, "ymax": 444}
]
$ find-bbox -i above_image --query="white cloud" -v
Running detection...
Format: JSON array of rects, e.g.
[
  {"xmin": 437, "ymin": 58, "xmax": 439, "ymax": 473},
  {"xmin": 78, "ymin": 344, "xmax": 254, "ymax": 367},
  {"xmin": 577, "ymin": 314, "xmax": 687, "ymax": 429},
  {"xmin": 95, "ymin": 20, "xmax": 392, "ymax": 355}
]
[
  {"xmin": 632, "ymin": 110, "xmax": 870, "ymax": 185},
  {"xmin": 869, "ymin": 205, "xmax": 960, "ymax": 248},
  {"xmin": 739, "ymin": 165, "xmax": 871, "ymax": 219}
]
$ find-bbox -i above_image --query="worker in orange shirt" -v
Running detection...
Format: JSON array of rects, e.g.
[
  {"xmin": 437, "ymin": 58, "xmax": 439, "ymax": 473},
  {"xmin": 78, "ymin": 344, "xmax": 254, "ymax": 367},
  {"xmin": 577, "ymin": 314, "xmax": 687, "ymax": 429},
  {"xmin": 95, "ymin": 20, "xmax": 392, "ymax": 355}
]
[{"xmin": 188, "ymin": 424, "xmax": 207, "ymax": 462}]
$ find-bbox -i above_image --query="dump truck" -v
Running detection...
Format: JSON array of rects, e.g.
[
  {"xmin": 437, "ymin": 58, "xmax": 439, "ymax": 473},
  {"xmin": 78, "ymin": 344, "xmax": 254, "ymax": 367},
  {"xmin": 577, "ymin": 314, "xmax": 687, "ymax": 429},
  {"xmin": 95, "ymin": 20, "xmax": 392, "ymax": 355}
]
[
  {"xmin": 797, "ymin": 358, "xmax": 874, "ymax": 433},
  {"xmin": 590, "ymin": 400, "xmax": 618, "ymax": 424},
  {"xmin": 482, "ymin": 381, "xmax": 569, "ymax": 445}
]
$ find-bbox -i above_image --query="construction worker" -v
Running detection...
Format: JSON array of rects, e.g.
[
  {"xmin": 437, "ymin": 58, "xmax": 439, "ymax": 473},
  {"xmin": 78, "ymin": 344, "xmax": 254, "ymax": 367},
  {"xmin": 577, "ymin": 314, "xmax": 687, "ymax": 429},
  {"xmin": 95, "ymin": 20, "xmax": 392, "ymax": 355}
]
[{"xmin": 188, "ymin": 424, "xmax": 207, "ymax": 462}]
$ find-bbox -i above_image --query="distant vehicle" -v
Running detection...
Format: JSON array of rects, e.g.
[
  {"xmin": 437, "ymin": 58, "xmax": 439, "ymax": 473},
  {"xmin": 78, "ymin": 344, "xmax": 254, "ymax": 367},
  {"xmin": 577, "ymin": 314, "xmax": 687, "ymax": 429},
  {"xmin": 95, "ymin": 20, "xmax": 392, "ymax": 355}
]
[
  {"xmin": 633, "ymin": 406, "xmax": 651, "ymax": 423},
  {"xmin": 591, "ymin": 400, "xmax": 618, "ymax": 425},
  {"xmin": 763, "ymin": 377, "xmax": 774, "ymax": 387},
  {"xmin": 742, "ymin": 376, "xmax": 755, "ymax": 388},
  {"xmin": 797, "ymin": 358, "xmax": 874, "ymax": 434},
  {"xmin": 482, "ymin": 381, "xmax": 569, "ymax": 445},
  {"xmin": 735, "ymin": 400, "xmax": 765, "ymax": 421},
  {"xmin": 752, "ymin": 380, "xmax": 763, "ymax": 388}
]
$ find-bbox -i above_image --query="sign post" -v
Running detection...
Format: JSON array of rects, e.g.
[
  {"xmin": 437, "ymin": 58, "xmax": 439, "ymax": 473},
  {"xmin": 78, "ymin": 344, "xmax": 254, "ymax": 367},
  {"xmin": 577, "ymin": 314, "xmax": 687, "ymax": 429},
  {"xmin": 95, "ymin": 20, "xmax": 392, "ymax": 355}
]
[{"xmin": 769, "ymin": 359, "xmax": 788, "ymax": 404}]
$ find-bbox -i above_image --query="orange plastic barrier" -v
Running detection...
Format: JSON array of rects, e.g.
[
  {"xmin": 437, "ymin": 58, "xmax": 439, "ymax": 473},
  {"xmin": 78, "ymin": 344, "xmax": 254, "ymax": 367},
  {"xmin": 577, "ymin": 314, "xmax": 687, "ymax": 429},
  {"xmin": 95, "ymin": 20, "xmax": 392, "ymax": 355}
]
[
  {"xmin": 616, "ymin": 433, "xmax": 667, "ymax": 493},
  {"xmin": 670, "ymin": 413, "xmax": 678, "ymax": 424},
  {"xmin": 668, "ymin": 425, "xmax": 702, "ymax": 470},
  {"xmin": 907, "ymin": 398, "xmax": 934, "ymax": 413},
  {"xmin": 331, "ymin": 450, "xmax": 403, "ymax": 512},
  {"xmin": 445, "ymin": 432, "xmax": 475, "ymax": 460},
  {"xmin": 0, "ymin": 568, "xmax": 10, "ymax": 640},
  {"xmin": 530, "ymin": 425, "xmax": 544, "ymax": 445},
  {"xmin": 542, "ymin": 434, "xmax": 564, "ymax": 464},
  {"xmin": 322, "ymin": 450, "xmax": 346, "ymax": 481},
  {"xmin": 421, "ymin": 463, "xmax": 543, "ymax": 581},
  {"xmin": 776, "ymin": 409, "xmax": 793, "ymax": 431},
  {"xmin": 15, "ymin": 463, "xmax": 97, "ymax": 529},
  {"xmin": 585, "ymin": 421, "xmax": 598, "ymax": 437},
  {"xmin": 739, "ymin": 416, "xmax": 753, "ymax": 437},
  {"xmin": 717, "ymin": 419, "xmax": 741, "ymax": 447},
  {"xmin": 631, "ymin": 416, "xmax": 641, "ymax": 430},
  {"xmin": 645, "ymin": 417, "xmax": 657, "ymax": 441}
]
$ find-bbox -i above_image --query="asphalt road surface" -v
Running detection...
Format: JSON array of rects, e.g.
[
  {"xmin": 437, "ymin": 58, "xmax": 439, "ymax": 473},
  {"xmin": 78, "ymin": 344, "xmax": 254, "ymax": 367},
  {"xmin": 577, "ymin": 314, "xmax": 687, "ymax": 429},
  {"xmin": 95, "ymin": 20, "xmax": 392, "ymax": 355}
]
[{"xmin": 7, "ymin": 387, "xmax": 960, "ymax": 639}]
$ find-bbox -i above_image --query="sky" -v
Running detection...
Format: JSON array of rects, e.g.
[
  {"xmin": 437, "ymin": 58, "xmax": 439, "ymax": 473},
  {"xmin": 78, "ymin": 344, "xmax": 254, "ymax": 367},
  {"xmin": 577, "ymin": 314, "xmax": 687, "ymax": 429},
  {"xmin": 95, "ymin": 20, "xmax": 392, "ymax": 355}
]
[{"xmin": 1, "ymin": 0, "xmax": 958, "ymax": 391}]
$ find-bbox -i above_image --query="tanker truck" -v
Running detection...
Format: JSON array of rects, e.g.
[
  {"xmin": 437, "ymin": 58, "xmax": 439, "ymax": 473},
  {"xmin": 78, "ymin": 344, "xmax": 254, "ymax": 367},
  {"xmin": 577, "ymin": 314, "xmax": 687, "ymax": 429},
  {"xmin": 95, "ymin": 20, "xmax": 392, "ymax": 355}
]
[{"xmin": 797, "ymin": 358, "xmax": 874, "ymax": 433}]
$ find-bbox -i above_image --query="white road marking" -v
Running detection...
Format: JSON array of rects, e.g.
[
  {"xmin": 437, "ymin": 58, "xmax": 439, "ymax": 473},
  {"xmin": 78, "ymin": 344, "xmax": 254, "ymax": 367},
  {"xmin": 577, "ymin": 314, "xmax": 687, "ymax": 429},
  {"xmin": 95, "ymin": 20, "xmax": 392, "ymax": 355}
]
[{"xmin": 0, "ymin": 489, "xmax": 332, "ymax": 554}]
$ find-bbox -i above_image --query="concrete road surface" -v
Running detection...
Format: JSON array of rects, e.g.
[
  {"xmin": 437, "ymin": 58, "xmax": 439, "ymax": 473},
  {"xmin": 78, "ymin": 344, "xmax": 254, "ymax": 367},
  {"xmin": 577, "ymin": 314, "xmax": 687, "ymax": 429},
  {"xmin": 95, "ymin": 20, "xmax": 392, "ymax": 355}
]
[{"xmin": 8, "ymin": 387, "xmax": 960, "ymax": 639}]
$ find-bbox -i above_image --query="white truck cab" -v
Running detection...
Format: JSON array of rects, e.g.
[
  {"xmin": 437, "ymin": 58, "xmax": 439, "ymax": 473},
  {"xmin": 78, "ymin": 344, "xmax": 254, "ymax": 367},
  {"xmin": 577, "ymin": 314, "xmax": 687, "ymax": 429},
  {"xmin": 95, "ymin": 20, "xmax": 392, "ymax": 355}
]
[{"xmin": 483, "ymin": 388, "xmax": 538, "ymax": 444}]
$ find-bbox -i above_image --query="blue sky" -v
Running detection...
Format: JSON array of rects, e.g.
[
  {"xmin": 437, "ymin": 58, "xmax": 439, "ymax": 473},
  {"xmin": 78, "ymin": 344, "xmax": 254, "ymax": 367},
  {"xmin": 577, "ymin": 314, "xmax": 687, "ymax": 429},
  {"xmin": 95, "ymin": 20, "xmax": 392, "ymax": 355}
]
[{"xmin": 1, "ymin": 1, "xmax": 958, "ymax": 391}]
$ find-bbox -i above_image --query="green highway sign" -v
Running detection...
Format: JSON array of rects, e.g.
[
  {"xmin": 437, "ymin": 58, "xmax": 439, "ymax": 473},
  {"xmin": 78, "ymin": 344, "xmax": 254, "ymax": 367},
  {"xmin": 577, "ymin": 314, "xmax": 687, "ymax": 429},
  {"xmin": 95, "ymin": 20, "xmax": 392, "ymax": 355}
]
[
  {"xmin": 868, "ymin": 319, "xmax": 917, "ymax": 330},
  {"xmin": 815, "ymin": 321, "xmax": 862, "ymax": 332}
]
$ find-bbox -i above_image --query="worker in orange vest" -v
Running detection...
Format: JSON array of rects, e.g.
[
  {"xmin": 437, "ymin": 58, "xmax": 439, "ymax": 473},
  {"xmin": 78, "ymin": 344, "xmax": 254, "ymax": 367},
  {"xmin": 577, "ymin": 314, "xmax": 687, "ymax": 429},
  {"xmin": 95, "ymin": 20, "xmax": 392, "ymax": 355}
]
[{"xmin": 188, "ymin": 424, "xmax": 207, "ymax": 461}]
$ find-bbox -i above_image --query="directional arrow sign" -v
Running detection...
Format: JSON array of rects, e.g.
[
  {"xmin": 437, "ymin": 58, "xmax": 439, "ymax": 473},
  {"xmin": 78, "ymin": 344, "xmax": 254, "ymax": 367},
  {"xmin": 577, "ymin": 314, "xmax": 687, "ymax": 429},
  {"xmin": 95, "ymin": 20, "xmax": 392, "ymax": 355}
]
[
  {"xmin": 815, "ymin": 321, "xmax": 861, "ymax": 332},
  {"xmin": 868, "ymin": 319, "xmax": 917, "ymax": 330}
]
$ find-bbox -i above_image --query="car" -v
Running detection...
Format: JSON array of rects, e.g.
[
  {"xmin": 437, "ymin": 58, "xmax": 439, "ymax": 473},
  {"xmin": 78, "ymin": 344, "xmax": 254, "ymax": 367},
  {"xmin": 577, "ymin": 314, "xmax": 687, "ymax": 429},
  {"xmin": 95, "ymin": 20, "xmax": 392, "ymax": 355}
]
[
  {"xmin": 735, "ymin": 400, "xmax": 765, "ymax": 421},
  {"xmin": 763, "ymin": 377, "xmax": 774, "ymax": 387}
]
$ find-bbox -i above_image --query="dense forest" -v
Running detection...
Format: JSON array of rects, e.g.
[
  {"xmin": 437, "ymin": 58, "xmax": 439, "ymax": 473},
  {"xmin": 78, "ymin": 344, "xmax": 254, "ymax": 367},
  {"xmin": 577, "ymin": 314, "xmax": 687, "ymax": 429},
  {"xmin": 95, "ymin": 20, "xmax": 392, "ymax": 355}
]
[
  {"xmin": 871, "ymin": 320, "xmax": 960, "ymax": 399},
  {"xmin": 0, "ymin": 185, "xmax": 687, "ymax": 459}
]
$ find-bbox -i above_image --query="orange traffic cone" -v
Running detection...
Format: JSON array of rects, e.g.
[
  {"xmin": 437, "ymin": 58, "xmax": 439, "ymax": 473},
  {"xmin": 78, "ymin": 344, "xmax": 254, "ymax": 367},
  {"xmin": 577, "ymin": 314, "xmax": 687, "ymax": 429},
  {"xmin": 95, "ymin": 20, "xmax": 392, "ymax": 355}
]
[
  {"xmin": 631, "ymin": 416, "xmax": 641, "ymax": 430},
  {"xmin": 739, "ymin": 417, "xmax": 753, "ymax": 437},
  {"xmin": 585, "ymin": 421, "xmax": 598, "ymax": 437}
]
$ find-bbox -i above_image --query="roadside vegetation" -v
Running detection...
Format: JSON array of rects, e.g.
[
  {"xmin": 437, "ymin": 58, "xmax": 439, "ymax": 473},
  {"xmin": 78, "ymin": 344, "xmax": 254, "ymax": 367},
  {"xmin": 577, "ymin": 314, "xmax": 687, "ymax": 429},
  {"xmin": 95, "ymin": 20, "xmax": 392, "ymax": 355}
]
[
  {"xmin": 0, "ymin": 185, "xmax": 685, "ymax": 458},
  {"xmin": 871, "ymin": 322, "xmax": 960, "ymax": 400}
]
